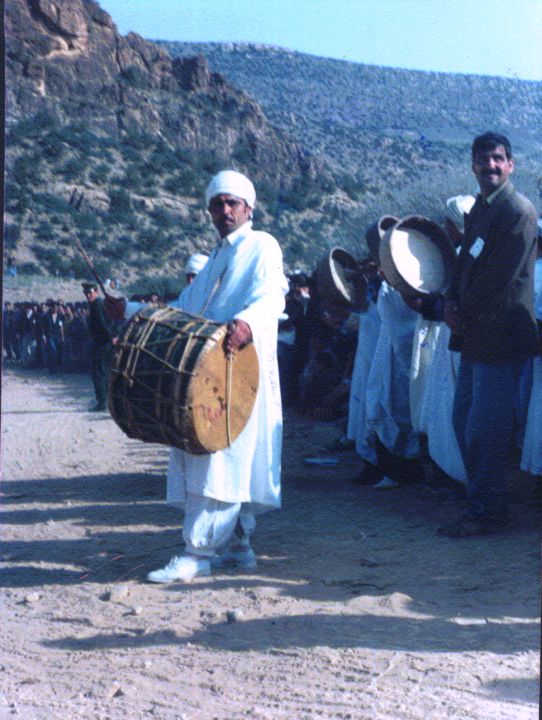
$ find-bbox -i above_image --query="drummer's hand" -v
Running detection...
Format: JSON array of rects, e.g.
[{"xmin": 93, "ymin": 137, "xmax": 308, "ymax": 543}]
[
  {"xmin": 112, "ymin": 336, "xmax": 119, "ymax": 346},
  {"xmin": 225, "ymin": 319, "xmax": 252, "ymax": 354},
  {"xmin": 444, "ymin": 300, "xmax": 462, "ymax": 334}
]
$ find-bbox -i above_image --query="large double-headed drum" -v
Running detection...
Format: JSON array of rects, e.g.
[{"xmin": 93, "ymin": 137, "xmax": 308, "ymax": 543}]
[{"xmin": 108, "ymin": 306, "xmax": 259, "ymax": 454}]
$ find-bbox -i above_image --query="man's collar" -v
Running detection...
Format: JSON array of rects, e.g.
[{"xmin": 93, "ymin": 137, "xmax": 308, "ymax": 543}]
[
  {"xmin": 483, "ymin": 180, "xmax": 512, "ymax": 206},
  {"xmin": 218, "ymin": 220, "xmax": 253, "ymax": 247}
]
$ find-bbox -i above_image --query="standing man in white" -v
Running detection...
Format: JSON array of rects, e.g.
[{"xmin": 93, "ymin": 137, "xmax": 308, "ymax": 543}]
[{"xmin": 148, "ymin": 170, "xmax": 288, "ymax": 582}]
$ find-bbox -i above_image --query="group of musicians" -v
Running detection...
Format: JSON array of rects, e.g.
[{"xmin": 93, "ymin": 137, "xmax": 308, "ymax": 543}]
[{"xmin": 84, "ymin": 130, "xmax": 540, "ymax": 582}]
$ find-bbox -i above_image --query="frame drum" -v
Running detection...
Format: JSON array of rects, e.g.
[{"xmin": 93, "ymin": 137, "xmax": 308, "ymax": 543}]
[
  {"xmin": 317, "ymin": 246, "xmax": 365, "ymax": 307},
  {"xmin": 379, "ymin": 215, "xmax": 456, "ymax": 298}
]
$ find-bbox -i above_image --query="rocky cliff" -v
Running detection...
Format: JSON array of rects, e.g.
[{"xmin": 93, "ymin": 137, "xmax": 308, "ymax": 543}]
[
  {"xmin": 6, "ymin": 0, "xmax": 316, "ymax": 186},
  {"xmin": 5, "ymin": 0, "xmax": 325, "ymax": 284}
]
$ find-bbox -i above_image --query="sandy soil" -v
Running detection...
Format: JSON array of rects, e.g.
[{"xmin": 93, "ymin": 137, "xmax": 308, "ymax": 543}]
[{"xmin": 1, "ymin": 364, "xmax": 540, "ymax": 720}]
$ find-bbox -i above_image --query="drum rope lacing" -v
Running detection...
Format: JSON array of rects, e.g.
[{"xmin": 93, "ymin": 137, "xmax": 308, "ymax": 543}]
[{"xmin": 109, "ymin": 302, "xmax": 259, "ymax": 453}]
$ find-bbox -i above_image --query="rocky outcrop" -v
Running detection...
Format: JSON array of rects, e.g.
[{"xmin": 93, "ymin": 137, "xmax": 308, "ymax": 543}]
[{"xmin": 6, "ymin": 0, "xmax": 320, "ymax": 189}]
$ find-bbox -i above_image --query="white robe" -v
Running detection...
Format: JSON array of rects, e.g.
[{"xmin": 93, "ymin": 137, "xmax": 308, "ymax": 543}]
[
  {"xmin": 365, "ymin": 281, "xmax": 420, "ymax": 458},
  {"xmin": 409, "ymin": 316, "xmax": 441, "ymax": 434},
  {"xmin": 166, "ymin": 221, "xmax": 287, "ymax": 511},
  {"xmin": 419, "ymin": 323, "xmax": 467, "ymax": 483},
  {"xmin": 347, "ymin": 300, "xmax": 381, "ymax": 463},
  {"xmin": 521, "ymin": 257, "xmax": 542, "ymax": 476}
]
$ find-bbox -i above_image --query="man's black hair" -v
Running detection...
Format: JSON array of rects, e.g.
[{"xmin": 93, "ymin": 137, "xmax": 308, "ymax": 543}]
[{"xmin": 472, "ymin": 132, "xmax": 513, "ymax": 161}]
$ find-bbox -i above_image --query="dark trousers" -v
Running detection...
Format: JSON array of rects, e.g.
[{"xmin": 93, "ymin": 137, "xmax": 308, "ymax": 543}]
[
  {"xmin": 3, "ymin": 329, "xmax": 19, "ymax": 360},
  {"xmin": 453, "ymin": 358, "xmax": 532, "ymax": 523},
  {"xmin": 45, "ymin": 339, "xmax": 63, "ymax": 374},
  {"xmin": 91, "ymin": 342, "xmax": 113, "ymax": 407}
]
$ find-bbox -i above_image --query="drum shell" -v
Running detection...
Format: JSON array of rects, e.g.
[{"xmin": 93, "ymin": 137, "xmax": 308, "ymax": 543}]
[
  {"xmin": 379, "ymin": 215, "xmax": 456, "ymax": 299},
  {"xmin": 108, "ymin": 307, "xmax": 259, "ymax": 454}
]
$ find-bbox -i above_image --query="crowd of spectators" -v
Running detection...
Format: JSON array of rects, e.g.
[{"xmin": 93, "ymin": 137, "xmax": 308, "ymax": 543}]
[{"xmin": 2, "ymin": 293, "xmax": 167, "ymax": 374}]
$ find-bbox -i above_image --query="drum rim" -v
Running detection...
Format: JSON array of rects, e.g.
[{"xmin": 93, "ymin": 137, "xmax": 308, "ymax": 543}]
[
  {"xmin": 379, "ymin": 214, "xmax": 456, "ymax": 297},
  {"xmin": 317, "ymin": 245, "xmax": 360, "ymax": 305}
]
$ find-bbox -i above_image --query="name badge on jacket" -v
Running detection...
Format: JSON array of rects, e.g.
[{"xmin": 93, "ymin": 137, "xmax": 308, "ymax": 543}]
[{"xmin": 469, "ymin": 237, "xmax": 485, "ymax": 259}]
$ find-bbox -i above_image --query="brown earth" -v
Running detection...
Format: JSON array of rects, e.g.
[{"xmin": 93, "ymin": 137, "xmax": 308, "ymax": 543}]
[{"xmin": 1, "ymin": 364, "xmax": 540, "ymax": 719}]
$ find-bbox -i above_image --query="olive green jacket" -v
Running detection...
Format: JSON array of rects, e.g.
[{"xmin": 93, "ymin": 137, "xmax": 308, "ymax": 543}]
[{"xmin": 446, "ymin": 181, "xmax": 538, "ymax": 363}]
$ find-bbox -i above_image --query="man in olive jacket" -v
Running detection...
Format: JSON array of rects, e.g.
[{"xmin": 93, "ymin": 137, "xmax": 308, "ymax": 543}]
[
  {"xmin": 441, "ymin": 132, "xmax": 539, "ymax": 537},
  {"xmin": 83, "ymin": 283, "xmax": 118, "ymax": 411}
]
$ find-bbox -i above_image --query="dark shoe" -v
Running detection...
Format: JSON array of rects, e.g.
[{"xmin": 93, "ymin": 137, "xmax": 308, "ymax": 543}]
[
  {"xmin": 437, "ymin": 515, "xmax": 507, "ymax": 538},
  {"xmin": 326, "ymin": 436, "xmax": 355, "ymax": 453},
  {"xmin": 351, "ymin": 462, "xmax": 383, "ymax": 486}
]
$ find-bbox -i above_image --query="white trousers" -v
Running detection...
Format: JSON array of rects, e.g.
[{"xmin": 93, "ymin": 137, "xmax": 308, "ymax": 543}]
[{"xmin": 183, "ymin": 493, "xmax": 256, "ymax": 557}]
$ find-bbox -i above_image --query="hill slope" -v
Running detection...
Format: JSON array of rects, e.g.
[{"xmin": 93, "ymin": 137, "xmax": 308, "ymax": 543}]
[
  {"xmin": 5, "ymin": 3, "xmax": 541, "ymax": 286},
  {"xmin": 160, "ymin": 42, "xmax": 542, "ymax": 215},
  {"xmin": 5, "ymin": 0, "xmax": 328, "ymax": 283}
]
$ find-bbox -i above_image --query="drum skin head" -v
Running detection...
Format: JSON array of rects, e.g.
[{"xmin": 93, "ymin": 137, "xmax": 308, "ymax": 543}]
[
  {"xmin": 182, "ymin": 325, "xmax": 259, "ymax": 453},
  {"xmin": 317, "ymin": 246, "xmax": 365, "ymax": 307},
  {"xmin": 108, "ymin": 307, "xmax": 259, "ymax": 454},
  {"xmin": 379, "ymin": 215, "xmax": 455, "ymax": 298}
]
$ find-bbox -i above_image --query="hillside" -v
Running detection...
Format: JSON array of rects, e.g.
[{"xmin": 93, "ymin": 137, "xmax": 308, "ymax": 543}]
[
  {"xmin": 5, "ymin": 2, "xmax": 542, "ymax": 286},
  {"xmin": 160, "ymin": 42, "xmax": 542, "ymax": 209},
  {"xmin": 5, "ymin": 0, "xmax": 328, "ymax": 285},
  {"xmin": 159, "ymin": 43, "xmax": 541, "ymax": 152}
]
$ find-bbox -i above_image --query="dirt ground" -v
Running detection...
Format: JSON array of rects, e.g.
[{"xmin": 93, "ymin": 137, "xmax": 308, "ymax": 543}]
[{"xmin": 1, "ymin": 364, "xmax": 540, "ymax": 720}]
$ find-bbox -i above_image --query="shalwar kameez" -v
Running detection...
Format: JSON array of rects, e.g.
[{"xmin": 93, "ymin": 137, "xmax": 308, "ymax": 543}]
[
  {"xmin": 409, "ymin": 316, "xmax": 441, "ymax": 433},
  {"xmin": 347, "ymin": 299, "xmax": 381, "ymax": 464},
  {"xmin": 148, "ymin": 170, "xmax": 287, "ymax": 583},
  {"xmin": 167, "ymin": 220, "xmax": 287, "ymax": 530},
  {"xmin": 417, "ymin": 195, "xmax": 475, "ymax": 483}
]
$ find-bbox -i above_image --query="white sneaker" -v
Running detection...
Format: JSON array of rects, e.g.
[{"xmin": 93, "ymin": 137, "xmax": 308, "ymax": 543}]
[
  {"xmin": 211, "ymin": 545, "xmax": 257, "ymax": 570},
  {"xmin": 373, "ymin": 476, "xmax": 400, "ymax": 490},
  {"xmin": 146, "ymin": 554, "xmax": 211, "ymax": 583}
]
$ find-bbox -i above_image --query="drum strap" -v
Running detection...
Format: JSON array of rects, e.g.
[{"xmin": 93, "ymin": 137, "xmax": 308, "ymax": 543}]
[
  {"xmin": 199, "ymin": 265, "xmax": 233, "ymax": 445},
  {"xmin": 200, "ymin": 266, "xmax": 228, "ymax": 316}
]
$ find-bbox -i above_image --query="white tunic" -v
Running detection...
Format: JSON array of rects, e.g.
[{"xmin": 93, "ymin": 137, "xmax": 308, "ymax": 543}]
[
  {"xmin": 521, "ymin": 257, "xmax": 542, "ymax": 476},
  {"xmin": 167, "ymin": 221, "xmax": 288, "ymax": 511},
  {"xmin": 346, "ymin": 300, "xmax": 381, "ymax": 463},
  {"xmin": 409, "ymin": 316, "xmax": 441, "ymax": 434},
  {"xmin": 365, "ymin": 281, "xmax": 420, "ymax": 458},
  {"xmin": 419, "ymin": 323, "xmax": 467, "ymax": 483}
]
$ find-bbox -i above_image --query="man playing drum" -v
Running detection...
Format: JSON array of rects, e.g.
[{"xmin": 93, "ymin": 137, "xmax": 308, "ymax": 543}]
[{"xmin": 148, "ymin": 170, "xmax": 288, "ymax": 582}]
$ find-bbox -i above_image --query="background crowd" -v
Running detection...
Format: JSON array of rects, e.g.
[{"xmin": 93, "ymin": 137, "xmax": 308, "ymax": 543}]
[{"xmin": 2, "ymin": 292, "xmax": 171, "ymax": 374}]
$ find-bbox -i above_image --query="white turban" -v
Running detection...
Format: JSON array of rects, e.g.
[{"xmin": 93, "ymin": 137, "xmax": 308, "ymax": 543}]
[
  {"xmin": 185, "ymin": 253, "xmax": 209, "ymax": 275},
  {"xmin": 444, "ymin": 195, "xmax": 476, "ymax": 233},
  {"xmin": 205, "ymin": 170, "xmax": 256, "ymax": 209}
]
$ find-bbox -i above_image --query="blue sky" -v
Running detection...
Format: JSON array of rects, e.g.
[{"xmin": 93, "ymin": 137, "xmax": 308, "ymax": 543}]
[{"xmin": 98, "ymin": 0, "xmax": 542, "ymax": 81}]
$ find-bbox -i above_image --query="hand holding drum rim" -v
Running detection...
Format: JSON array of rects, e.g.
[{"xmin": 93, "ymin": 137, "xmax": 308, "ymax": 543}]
[{"xmin": 225, "ymin": 319, "xmax": 252, "ymax": 354}]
